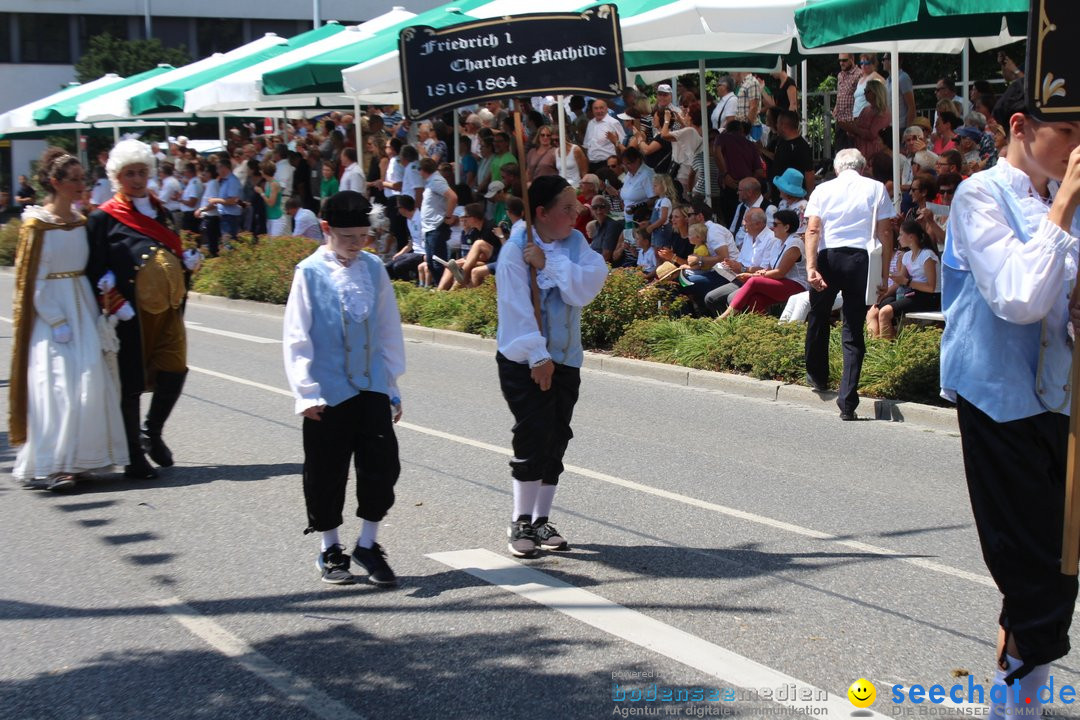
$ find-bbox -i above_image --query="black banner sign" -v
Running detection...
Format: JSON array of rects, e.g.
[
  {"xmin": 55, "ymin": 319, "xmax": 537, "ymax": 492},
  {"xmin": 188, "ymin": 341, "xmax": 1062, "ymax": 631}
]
[
  {"xmin": 398, "ymin": 5, "xmax": 624, "ymax": 119},
  {"xmin": 1027, "ymin": 0, "xmax": 1080, "ymax": 120}
]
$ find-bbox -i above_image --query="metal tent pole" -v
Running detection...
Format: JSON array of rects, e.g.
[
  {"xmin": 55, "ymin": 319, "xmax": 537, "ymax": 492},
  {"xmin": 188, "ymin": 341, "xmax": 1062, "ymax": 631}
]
[
  {"xmin": 890, "ymin": 48, "xmax": 901, "ymax": 207},
  {"xmin": 699, "ymin": 60, "xmax": 711, "ymax": 205}
]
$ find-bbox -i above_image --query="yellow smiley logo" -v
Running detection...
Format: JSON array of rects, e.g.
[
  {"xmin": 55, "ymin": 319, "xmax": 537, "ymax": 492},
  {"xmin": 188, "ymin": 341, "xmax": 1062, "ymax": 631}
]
[{"xmin": 848, "ymin": 678, "xmax": 876, "ymax": 708}]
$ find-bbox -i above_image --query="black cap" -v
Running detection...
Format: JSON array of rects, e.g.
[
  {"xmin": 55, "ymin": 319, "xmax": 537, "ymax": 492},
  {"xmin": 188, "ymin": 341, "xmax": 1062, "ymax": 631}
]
[
  {"xmin": 992, "ymin": 78, "xmax": 1029, "ymax": 128},
  {"xmin": 321, "ymin": 191, "xmax": 372, "ymax": 228},
  {"xmin": 527, "ymin": 174, "xmax": 571, "ymax": 215}
]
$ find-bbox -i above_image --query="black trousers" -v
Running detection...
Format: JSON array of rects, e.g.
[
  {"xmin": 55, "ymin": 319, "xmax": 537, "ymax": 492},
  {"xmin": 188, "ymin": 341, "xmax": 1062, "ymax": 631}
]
[
  {"xmin": 957, "ymin": 395, "xmax": 1077, "ymax": 679},
  {"xmin": 805, "ymin": 247, "xmax": 868, "ymax": 414},
  {"xmin": 302, "ymin": 391, "xmax": 400, "ymax": 532},
  {"xmin": 385, "ymin": 196, "xmax": 410, "ymax": 252},
  {"xmin": 497, "ymin": 353, "xmax": 581, "ymax": 485}
]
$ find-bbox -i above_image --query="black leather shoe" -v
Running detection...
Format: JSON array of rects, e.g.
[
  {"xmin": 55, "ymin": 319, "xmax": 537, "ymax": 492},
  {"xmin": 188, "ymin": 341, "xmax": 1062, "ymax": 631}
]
[
  {"xmin": 805, "ymin": 374, "xmax": 829, "ymax": 392},
  {"xmin": 124, "ymin": 454, "xmax": 159, "ymax": 479},
  {"xmin": 142, "ymin": 433, "xmax": 174, "ymax": 467},
  {"xmin": 839, "ymin": 410, "xmax": 857, "ymax": 421}
]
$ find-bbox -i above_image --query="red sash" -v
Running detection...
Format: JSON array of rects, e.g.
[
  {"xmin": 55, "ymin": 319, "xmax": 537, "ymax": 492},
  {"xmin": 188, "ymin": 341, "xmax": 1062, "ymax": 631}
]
[{"xmin": 99, "ymin": 195, "xmax": 182, "ymax": 256}]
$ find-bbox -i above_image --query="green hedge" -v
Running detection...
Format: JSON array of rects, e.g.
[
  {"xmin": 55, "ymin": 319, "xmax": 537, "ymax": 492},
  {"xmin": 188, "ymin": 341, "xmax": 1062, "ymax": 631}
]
[
  {"xmin": 0, "ymin": 220, "xmax": 20, "ymax": 266},
  {"xmin": 613, "ymin": 315, "xmax": 944, "ymax": 404},
  {"xmin": 192, "ymin": 233, "xmax": 317, "ymax": 304},
  {"xmin": 55, "ymin": 231, "xmax": 942, "ymax": 405}
]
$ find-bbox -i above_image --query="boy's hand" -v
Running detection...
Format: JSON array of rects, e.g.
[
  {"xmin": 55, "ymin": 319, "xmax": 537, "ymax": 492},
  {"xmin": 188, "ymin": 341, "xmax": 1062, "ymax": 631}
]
[
  {"xmin": 302, "ymin": 405, "xmax": 326, "ymax": 421},
  {"xmin": 531, "ymin": 360, "xmax": 554, "ymax": 391},
  {"xmin": 523, "ymin": 242, "xmax": 546, "ymax": 270}
]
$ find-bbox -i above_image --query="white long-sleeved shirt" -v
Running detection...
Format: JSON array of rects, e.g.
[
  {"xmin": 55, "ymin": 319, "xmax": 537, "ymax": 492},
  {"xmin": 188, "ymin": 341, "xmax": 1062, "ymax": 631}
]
[
  {"xmin": 282, "ymin": 249, "xmax": 405, "ymax": 414},
  {"xmin": 292, "ymin": 208, "xmax": 322, "ymax": 241},
  {"xmin": 495, "ymin": 228, "xmax": 608, "ymax": 366},
  {"xmin": 945, "ymin": 157, "xmax": 1079, "ymax": 326}
]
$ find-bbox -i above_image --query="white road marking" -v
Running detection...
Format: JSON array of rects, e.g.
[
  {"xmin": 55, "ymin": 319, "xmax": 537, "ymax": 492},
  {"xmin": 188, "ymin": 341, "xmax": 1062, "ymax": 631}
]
[
  {"xmin": 1, "ymin": 315, "xmax": 279, "ymax": 345},
  {"xmin": 184, "ymin": 364, "xmax": 996, "ymax": 591},
  {"xmin": 184, "ymin": 321, "xmax": 280, "ymax": 344},
  {"xmin": 428, "ymin": 549, "xmax": 889, "ymax": 718},
  {"xmin": 153, "ymin": 596, "xmax": 365, "ymax": 719}
]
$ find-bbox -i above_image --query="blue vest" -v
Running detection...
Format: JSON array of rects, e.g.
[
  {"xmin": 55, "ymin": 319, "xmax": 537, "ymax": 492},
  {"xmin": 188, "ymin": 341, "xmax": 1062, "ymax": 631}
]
[
  {"xmin": 509, "ymin": 228, "xmax": 586, "ymax": 368},
  {"xmin": 297, "ymin": 251, "xmax": 389, "ymax": 406},
  {"xmin": 940, "ymin": 165, "xmax": 1073, "ymax": 422}
]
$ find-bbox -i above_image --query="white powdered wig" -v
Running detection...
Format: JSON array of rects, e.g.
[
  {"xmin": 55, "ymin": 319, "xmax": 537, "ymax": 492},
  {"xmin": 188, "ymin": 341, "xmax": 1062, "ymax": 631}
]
[{"xmin": 107, "ymin": 139, "xmax": 156, "ymax": 192}]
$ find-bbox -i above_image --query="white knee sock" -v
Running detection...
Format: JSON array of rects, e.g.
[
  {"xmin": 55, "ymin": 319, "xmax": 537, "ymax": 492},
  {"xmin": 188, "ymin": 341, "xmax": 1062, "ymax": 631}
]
[
  {"xmin": 512, "ymin": 480, "xmax": 541, "ymax": 522},
  {"xmin": 356, "ymin": 520, "xmax": 379, "ymax": 549},
  {"xmin": 989, "ymin": 654, "xmax": 1018, "ymax": 720},
  {"xmin": 1004, "ymin": 657, "xmax": 1051, "ymax": 718},
  {"xmin": 320, "ymin": 527, "xmax": 341, "ymax": 552},
  {"xmin": 532, "ymin": 484, "xmax": 558, "ymax": 523}
]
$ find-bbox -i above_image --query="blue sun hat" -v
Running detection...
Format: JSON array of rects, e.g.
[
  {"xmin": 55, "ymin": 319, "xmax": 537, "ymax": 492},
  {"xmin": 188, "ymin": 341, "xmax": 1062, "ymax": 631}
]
[{"xmin": 772, "ymin": 167, "xmax": 807, "ymax": 198}]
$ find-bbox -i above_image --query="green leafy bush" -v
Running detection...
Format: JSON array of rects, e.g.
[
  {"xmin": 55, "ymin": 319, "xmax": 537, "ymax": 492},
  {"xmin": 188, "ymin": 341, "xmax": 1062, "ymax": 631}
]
[
  {"xmin": 394, "ymin": 278, "xmax": 498, "ymax": 337},
  {"xmin": 192, "ymin": 234, "xmax": 317, "ymax": 304},
  {"xmin": 579, "ymin": 268, "xmax": 687, "ymax": 349},
  {"xmin": 0, "ymin": 220, "xmax": 20, "ymax": 266}
]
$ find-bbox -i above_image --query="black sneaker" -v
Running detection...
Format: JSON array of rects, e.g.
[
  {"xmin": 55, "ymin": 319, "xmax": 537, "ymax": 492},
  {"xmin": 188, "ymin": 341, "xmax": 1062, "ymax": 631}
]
[
  {"xmin": 351, "ymin": 543, "xmax": 398, "ymax": 587},
  {"xmin": 507, "ymin": 520, "xmax": 539, "ymax": 558},
  {"xmin": 533, "ymin": 521, "xmax": 569, "ymax": 551},
  {"xmin": 316, "ymin": 544, "xmax": 355, "ymax": 585}
]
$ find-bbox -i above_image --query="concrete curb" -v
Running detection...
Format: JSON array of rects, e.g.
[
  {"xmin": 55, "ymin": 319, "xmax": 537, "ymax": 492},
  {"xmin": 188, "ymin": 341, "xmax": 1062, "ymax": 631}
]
[
  {"xmin": 186, "ymin": 291, "xmax": 286, "ymax": 318},
  {"xmin": 400, "ymin": 325, "xmax": 958, "ymax": 433}
]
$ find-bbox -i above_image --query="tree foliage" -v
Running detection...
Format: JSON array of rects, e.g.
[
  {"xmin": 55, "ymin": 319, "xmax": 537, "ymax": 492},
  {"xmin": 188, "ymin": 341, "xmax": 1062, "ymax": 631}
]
[{"xmin": 74, "ymin": 34, "xmax": 191, "ymax": 84}]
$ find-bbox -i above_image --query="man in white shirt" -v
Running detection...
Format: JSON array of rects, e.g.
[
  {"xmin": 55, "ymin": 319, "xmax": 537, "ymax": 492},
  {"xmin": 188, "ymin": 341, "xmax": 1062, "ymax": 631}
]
[
  {"xmin": 339, "ymin": 148, "xmax": 366, "ymax": 195},
  {"xmin": 618, "ymin": 147, "xmax": 654, "ymax": 214},
  {"xmin": 158, "ymin": 161, "xmax": 185, "ymax": 230},
  {"xmin": 711, "ymin": 76, "xmax": 738, "ymax": 132},
  {"xmin": 274, "ymin": 145, "xmax": 294, "ymax": 200},
  {"xmin": 285, "ymin": 197, "xmax": 323, "ymax": 241},
  {"xmin": 418, "ymin": 157, "xmax": 457, "ymax": 285},
  {"xmin": 179, "ymin": 162, "xmax": 202, "ymax": 234},
  {"xmin": 728, "ymin": 178, "xmax": 777, "ymax": 247},
  {"xmin": 703, "ymin": 208, "xmax": 779, "ymax": 312},
  {"xmin": 398, "ymin": 145, "xmax": 424, "ymax": 210},
  {"xmin": 804, "ymin": 148, "xmax": 895, "ymax": 419},
  {"xmin": 582, "ymin": 99, "xmax": 624, "ymax": 173}
]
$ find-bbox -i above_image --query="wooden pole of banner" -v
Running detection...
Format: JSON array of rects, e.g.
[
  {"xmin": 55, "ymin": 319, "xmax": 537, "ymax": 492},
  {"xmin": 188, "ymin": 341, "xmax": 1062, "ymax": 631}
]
[
  {"xmin": 512, "ymin": 102, "xmax": 542, "ymax": 333},
  {"xmin": 1061, "ymin": 347, "xmax": 1080, "ymax": 574}
]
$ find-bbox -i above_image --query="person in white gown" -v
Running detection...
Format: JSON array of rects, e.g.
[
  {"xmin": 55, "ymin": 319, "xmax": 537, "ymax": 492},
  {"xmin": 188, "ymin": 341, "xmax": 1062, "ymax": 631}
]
[{"xmin": 9, "ymin": 148, "xmax": 128, "ymax": 490}]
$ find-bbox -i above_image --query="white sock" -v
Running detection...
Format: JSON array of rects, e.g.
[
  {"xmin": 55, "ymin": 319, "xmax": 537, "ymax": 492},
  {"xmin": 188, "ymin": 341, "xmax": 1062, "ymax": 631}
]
[
  {"xmin": 989, "ymin": 654, "xmax": 1018, "ymax": 720},
  {"xmin": 532, "ymin": 484, "xmax": 558, "ymax": 523},
  {"xmin": 512, "ymin": 480, "xmax": 541, "ymax": 522},
  {"xmin": 320, "ymin": 527, "xmax": 341, "ymax": 552},
  {"xmin": 1004, "ymin": 656, "xmax": 1051, "ymax": 717},
  {"xmin": 356, "ymin": 520, "xmax": 379, "ymax": 549}
]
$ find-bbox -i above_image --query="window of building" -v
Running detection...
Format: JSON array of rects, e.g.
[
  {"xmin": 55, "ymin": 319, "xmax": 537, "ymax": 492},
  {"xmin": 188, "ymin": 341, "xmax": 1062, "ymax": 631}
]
[
  {"xmin": 0, "ymin": 14, "xmax": 11, "ymax": 63},
  {"xmin": 76, "ymin": 14, "xmax": 129, "ymax": 57},
  {"xmin": 154, "ymin": 17, "xmax": 192, "ymax": 51},
  {"xmin": 19, "ymin": 13, "xmax": 72, "ymax": 63},
  {"xmin": 196, "ymin": 18, "xmax": 243, "ymax": 55}
]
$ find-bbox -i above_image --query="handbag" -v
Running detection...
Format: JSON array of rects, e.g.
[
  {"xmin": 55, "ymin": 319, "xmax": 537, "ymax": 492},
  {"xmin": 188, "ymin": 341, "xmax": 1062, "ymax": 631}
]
[{"xmin": 864, "ymin": 182, "xmax": 885, "ymax": 305}]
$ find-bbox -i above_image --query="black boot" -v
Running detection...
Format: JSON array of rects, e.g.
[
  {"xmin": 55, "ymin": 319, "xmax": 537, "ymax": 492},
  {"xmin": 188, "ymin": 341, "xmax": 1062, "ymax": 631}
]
[
  {"xmin": 142, "ymin": 370, "xmax": 187, "ymax": 467},
  {"xmin": 121, "ymin": 392, "xmax": 157, "ymax": 479}
]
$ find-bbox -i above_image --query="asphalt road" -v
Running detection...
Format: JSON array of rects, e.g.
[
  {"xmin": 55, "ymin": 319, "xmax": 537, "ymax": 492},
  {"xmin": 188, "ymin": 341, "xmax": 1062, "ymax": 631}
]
[{"xmin": 1, "ymin": 272, "xmax": 1077, "ymax": 720}]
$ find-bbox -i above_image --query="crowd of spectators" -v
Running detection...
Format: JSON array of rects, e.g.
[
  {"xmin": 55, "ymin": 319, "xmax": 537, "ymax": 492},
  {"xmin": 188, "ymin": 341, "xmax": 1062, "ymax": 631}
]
[{"xmin": 6, "ymin": 53, "xmax": 1016, "ymax": 340}]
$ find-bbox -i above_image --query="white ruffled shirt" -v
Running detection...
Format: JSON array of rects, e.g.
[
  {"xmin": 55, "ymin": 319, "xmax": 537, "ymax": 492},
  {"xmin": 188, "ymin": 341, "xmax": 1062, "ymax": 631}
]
[
  {"xmin": 282, "ymin": 248, "xmax": 405, "ymax": 414},
  {"xmin": 495, "ymin": 225, "xmax": 609, "ymax": 366}
]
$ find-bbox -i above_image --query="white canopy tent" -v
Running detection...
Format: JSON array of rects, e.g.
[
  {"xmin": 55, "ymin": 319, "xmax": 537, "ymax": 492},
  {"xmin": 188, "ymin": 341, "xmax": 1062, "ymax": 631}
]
[
  {"xmin": 183, "ymin": 8, "xmax": 417, "ymax": 115},
  {"xmin": 0, "ymin": 75, "xmax": 124, "ymax": 136},
  {"xmin": 76, "ymin": 34, "xmax": 287, "ymax": 123}
]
